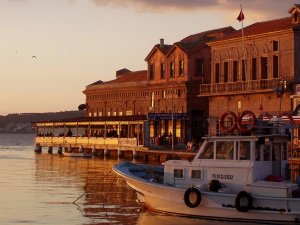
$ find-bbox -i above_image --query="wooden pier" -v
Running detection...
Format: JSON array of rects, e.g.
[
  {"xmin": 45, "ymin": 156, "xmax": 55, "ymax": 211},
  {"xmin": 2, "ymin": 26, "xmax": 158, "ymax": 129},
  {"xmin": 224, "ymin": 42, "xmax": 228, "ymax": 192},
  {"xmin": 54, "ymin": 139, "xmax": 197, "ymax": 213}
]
[
  {"xmin": 33, "ymin": 117, "xmax": 196, "ymax": 162},
  {"xmin": 34, "ymin": 136, "xmax": 196, "ymax": 162}
]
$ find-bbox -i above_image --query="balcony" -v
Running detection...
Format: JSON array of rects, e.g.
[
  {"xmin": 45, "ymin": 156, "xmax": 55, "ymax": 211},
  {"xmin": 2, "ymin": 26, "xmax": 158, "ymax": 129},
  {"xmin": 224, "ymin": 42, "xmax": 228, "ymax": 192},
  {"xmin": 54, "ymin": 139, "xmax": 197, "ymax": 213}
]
[{"xmin": 199, "ymin": 78, "xmax": 292, "ymax": 96}]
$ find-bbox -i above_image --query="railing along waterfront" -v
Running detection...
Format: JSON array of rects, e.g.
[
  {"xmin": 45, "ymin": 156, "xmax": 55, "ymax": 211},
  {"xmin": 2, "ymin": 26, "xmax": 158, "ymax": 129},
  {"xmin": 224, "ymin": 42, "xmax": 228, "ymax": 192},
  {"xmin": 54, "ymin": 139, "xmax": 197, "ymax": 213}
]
[
  {"xmin": 200, "ymin": 78, "xmax": 292, "ymax": 96},
  {"xmin": 35, "ymin": 136, "xmax": 139, "ymax": 148}
]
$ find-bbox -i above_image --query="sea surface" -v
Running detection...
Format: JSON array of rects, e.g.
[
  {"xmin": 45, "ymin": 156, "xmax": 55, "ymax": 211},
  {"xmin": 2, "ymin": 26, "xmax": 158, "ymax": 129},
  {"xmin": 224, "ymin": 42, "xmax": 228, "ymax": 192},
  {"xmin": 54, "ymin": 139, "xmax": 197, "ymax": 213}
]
[{"xmin": 0, "ymin": 133, "xmax": 278, "ymax": 225}]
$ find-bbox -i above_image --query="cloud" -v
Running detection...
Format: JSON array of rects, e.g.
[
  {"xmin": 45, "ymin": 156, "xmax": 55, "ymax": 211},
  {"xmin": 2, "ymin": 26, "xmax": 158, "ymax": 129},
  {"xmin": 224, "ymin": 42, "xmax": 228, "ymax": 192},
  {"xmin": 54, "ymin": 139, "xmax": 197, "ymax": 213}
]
[
  {"xmin": 91, "ymin": 0, "xmax": 296, "ymax": 18},
  {"xmin": 91, "ymin": 0, "xmax": 218, "ymax": 11}
]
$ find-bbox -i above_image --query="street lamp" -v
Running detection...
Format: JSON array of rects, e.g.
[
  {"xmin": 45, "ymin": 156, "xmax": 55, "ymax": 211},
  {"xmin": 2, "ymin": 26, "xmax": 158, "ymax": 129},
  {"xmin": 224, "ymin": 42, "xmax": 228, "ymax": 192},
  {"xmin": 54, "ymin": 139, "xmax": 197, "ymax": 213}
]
[{"xmin": 171, "ymin": 79, "xmax": 174, "ymax": 150}]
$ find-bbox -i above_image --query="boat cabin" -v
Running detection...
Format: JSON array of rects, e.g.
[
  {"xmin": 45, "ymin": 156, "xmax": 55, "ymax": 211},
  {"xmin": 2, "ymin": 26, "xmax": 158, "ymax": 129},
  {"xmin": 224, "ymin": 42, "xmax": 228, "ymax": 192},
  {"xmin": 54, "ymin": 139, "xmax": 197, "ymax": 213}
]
[{"xmin": 163, "ymin": 131, "xmax": 290, "ymax": 193}]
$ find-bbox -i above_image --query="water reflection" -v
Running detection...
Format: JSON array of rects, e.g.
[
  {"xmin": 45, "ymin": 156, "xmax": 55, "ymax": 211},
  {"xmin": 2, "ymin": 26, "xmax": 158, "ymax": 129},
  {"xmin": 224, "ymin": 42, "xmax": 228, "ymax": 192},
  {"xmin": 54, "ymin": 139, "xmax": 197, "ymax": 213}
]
[
  {"xmin": 34, "ymin": 154, "xmax": 141, "ymax": 225},
  {"xmin": 137, "ymin": 211, "xmax": 273, "ymax": 225},
  {"xmin": 0, "ymin": 132, "xmax": 276, "ymax": 225}
]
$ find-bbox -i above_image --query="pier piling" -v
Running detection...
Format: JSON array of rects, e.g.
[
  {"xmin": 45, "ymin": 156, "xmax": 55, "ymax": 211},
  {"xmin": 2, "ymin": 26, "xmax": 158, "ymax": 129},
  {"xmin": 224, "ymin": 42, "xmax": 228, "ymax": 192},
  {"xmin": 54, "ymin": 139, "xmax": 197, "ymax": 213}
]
[
  {"xmin": 48, "ymin": 146, "xmax": 53, "ymax": 154},
  {"xmin": 34, "ymin": 144, "xmax": 42, "ymax": 153},
  {"xmin": 104, "ymin": 147, "xmax": 109, "ymax": 157},
  {"xmin": 57, "ymin": 146, "xmax": 63, "ymax": 155}
]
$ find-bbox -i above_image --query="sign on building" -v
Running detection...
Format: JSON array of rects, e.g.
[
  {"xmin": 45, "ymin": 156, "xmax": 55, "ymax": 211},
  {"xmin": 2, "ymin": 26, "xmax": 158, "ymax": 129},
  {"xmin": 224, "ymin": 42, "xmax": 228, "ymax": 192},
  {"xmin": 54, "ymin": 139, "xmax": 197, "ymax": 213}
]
[{"xmin": 148, "ymin": 113, "xmax": 189, "ymax": 120}]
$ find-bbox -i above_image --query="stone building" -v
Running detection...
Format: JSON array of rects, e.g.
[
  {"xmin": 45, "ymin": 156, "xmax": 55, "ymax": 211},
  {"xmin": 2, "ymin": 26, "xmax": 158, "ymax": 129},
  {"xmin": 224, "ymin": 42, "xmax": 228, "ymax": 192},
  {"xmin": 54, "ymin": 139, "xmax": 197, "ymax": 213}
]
[
  {"xmin": 83, "ymin": 27, "xmax": 235, "ymax": 145},
  {"xmin": 200, "ymin": 4, "xmax": 300, "ymax": 135}
]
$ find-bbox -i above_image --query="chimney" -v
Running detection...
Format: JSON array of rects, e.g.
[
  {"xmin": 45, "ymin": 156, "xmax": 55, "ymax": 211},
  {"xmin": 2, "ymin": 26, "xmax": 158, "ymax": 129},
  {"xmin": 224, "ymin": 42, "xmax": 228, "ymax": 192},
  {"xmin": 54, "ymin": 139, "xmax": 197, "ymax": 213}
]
[
  {"xmin": 160, "ymin": 38, "xmax": 164, "ymax": 48},
  {"xmin": 116, "ymin": 68, "xmax": 131, "ymax": 78}
]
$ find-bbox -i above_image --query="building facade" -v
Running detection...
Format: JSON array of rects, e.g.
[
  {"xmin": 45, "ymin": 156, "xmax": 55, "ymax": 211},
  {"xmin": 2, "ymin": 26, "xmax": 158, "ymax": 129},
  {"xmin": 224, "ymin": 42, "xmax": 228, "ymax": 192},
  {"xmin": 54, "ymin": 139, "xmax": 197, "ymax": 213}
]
[
  {"xmin": 200, "ymin": 4, "xmax": 300, "ymax": 135},
  {"xmin": 84, "ymin": 27, "xmax": 235, "ymax": 146}
]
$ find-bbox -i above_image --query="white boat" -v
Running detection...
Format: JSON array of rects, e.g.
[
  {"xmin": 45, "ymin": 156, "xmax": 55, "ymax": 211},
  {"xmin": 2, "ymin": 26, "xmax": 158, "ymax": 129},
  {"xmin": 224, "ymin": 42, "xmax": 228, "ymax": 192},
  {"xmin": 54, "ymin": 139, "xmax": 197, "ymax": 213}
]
[{"xmin": 114, "ymin": 111, "xmax": 300, "ymax": 224}]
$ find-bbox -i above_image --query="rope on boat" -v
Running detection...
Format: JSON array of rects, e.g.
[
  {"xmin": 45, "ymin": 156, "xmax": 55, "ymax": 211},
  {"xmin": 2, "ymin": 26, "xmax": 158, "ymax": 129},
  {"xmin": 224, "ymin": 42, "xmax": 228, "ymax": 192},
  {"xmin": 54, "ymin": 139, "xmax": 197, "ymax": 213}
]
[{"xmin": 72, "ymin": 169, "xmax": 113, "ymax": 204}]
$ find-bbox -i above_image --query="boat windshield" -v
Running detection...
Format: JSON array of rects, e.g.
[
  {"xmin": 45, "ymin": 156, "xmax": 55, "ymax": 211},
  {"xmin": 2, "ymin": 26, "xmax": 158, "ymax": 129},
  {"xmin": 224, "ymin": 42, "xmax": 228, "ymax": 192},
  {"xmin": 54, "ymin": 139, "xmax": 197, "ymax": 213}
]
[
  {"xmin": 239, "ymin": 141, "xmax": 250, "ymax": 160},
  {"xmin": 199, "ymin": 141, "xmax": 214, "ymax": 159},
  {"xmin": 216, "ymin": 141, "xmax": 234, "ymax": 160},
  {"xmin": 199, "ymin": 140, "xmax": 252, "ymax": 160}
]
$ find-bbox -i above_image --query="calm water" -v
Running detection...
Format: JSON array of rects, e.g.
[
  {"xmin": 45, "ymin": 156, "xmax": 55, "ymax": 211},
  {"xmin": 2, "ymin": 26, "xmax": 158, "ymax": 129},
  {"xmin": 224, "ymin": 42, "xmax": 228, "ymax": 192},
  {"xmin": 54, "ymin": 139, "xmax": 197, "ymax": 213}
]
[{"xmin": 0, "ymin": 133, "xmax": 274, "ymax": 225}]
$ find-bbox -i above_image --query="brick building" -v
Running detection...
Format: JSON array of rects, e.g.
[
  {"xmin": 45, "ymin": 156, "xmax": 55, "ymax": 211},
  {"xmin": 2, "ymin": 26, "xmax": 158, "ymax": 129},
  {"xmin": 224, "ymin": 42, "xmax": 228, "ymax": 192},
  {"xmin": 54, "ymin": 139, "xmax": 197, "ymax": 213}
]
[
  {"xmin": 83, "ymin": 27, "xmax": 235, "ymax": 146},
  {"xmin": 200, "ymin": 4, "xmax": 300, "ymax": 135}
]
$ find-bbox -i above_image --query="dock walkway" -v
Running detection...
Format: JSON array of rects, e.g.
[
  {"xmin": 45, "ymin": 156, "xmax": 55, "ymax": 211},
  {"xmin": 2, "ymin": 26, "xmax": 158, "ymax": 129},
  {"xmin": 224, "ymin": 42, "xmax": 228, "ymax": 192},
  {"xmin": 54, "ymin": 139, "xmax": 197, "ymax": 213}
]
[{"xmin": 34, "ymin": 137, "xmax": 197, "ymax": 162}]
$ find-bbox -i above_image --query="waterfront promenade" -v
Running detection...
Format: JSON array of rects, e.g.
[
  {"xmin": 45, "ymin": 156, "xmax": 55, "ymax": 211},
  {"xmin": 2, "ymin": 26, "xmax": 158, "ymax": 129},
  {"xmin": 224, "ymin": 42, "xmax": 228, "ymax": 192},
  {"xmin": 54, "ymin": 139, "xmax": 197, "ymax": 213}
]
[{"xmin": 34, "ymin": 135, "xmax": 196, "ymax": 162}]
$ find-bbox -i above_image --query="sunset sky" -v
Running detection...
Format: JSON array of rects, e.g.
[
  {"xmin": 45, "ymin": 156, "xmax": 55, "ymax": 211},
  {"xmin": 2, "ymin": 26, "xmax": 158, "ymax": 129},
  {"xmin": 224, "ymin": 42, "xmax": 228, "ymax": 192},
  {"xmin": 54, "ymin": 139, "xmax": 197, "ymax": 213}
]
[{"xmin": 0, "ymin": 0, "xmax": 298, "ymax": 115}]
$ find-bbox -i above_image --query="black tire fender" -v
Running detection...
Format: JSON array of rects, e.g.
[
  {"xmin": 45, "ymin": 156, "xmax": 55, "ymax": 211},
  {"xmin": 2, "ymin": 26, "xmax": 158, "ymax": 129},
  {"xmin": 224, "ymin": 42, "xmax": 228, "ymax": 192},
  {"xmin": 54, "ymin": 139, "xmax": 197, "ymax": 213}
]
[
  {"xmin": 235, "ymin": 191, "xmax": 252, "ymax": 212},
  {"xmin": 184, "ymin": 187, "xmax": 201, "ymax": 208}
]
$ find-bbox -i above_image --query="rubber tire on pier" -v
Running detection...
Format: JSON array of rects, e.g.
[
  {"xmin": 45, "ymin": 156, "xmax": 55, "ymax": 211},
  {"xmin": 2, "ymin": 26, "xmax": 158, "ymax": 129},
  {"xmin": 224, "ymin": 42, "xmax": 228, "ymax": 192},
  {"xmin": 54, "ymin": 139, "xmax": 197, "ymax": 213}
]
[
  {"xmin": 184, "ymin": 187, "xmax": 201, "ymax": 208},
  {"xmin": 235, "ymin": 191, "xmax": 252, "ymax": 212}
]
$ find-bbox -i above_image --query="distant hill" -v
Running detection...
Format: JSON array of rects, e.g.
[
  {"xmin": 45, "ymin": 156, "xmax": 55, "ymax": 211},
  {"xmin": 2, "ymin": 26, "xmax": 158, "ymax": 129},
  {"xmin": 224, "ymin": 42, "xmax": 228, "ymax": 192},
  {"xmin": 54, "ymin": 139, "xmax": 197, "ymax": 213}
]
[{"xmin": 0, "ymin": 111, "xmax": 84, "ymax": 133}]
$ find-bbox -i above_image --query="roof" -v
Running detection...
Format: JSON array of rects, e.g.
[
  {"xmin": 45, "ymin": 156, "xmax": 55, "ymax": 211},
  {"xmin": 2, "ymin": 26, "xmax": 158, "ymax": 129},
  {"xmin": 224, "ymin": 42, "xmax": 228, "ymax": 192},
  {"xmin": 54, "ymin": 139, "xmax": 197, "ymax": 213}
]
[
  {"xmin": 216, "ymin": 17, "xmax": 300, "ymax": 42},
  {"xmin": 88, "ymin": 70, "xmax": 147, "ymax": 86},
  {"xmin": 34, "ymin": 115, "xmax": 148, "ymax": 124},
  {"xmin": 144, "ymin": 44, "xmax": 172, "ymax": 61},
  {"xmin": 89, "ymin": 80, "xmax": 103, "ymax": 85},
  {"xmin": 180, "ymin": 26, "xmax": 235, "ymax": 45},
  {"xmin": 145, "ymin": 26, "xmax": 235, "ymax": 60},
  {"xmin": 289, "ymin": 4, "xmax": 300, "ymax": 13}
]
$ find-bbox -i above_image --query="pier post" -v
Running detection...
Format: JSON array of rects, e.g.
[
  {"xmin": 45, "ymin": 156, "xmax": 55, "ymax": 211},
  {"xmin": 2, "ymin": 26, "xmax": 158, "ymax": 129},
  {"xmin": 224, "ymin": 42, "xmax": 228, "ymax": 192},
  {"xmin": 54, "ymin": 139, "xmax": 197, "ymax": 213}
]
[
  {"xmin": 132, "ymin": 150, "xmax": 138, "ymax": 159},
  {"xmin": 144, "ymin": 154, "xmax": 149, "ymax": 162},
  {"xmin": 57, "ymin": 146, "xmax": 63, "ymax": 155},
  {"xmin": 48, "ymin": 146, "xmax": 53, "ymax": 154},
  {"xmin": 104, "ymin": 147, "xmax": 109, "ymax": 157},
  {"xmin": 118, "ymin": 147, "xmax": 123, "ymax": 158},
  {"xmin": 92, "ymin": 146, "xmax": 97, "ymax": 156},
  {"xmin": 34, "ymin": 144, "xmax": 42, "ymax": 153}
]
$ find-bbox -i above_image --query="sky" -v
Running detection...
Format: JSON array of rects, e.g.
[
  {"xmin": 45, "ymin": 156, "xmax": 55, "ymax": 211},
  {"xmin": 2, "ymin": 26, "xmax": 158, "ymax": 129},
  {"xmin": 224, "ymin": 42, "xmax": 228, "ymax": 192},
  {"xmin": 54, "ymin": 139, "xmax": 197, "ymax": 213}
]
[{"xmin": 0, "ymin": 0, "xmax": 299, "ymax": 116}]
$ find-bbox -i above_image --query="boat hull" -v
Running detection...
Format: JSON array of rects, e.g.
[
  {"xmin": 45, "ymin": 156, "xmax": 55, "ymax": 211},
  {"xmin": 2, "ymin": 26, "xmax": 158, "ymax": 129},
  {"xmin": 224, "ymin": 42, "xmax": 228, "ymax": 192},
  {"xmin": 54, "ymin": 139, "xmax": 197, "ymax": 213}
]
[{"xmin": 113, "ymin": 163, "xmax": 300, "ymax": 223}]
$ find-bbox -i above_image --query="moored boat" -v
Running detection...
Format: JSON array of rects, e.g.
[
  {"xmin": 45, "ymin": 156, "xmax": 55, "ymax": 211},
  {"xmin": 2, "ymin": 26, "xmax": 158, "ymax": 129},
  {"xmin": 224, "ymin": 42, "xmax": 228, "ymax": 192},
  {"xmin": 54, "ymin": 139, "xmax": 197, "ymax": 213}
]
[{"xmin": 114, "ymin": 111, "xmax": 300, "ymax": 223}]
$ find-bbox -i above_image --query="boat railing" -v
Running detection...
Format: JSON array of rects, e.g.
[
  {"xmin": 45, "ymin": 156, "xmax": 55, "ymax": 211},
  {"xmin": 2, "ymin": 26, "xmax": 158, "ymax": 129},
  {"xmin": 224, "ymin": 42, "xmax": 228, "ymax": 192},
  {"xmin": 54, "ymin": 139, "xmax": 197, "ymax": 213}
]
[
  {"xmin": 253, "ymin": 119, "xmax": 292, "ymax": 136},
  {"xmin": 217, "ymin": 118, "xmax": 293, "ymax": 137},
  {"xmin": 149, "ymin": 137, "xmax": 185, "ymax": 148}
]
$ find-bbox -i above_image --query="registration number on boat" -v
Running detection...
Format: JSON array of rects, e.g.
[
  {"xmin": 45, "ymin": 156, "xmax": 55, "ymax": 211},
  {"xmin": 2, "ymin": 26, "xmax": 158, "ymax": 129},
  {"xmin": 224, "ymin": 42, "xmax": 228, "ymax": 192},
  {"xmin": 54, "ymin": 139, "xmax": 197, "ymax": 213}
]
[{"xmin": 211, "ymin": 173, "xmax": 234, "ymax": 180}]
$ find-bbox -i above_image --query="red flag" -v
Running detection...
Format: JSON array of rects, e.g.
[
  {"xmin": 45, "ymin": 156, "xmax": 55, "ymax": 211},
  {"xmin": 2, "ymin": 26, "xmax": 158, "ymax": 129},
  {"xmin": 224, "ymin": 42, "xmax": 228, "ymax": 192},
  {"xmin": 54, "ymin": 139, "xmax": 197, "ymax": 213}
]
[{"xmin": 237, "ymin": 8, "xmax": 245, "ymax": 22}]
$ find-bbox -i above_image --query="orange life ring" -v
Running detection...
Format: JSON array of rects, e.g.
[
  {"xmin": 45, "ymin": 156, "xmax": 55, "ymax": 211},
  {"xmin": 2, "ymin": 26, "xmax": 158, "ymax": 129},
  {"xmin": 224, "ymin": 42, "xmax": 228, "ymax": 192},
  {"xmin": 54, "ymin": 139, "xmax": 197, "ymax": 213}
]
[
  {"xmin": 237, "ymin": 110, "xmax": 256, "ymax": 133},
  {"xmin": 220, "ymin": 111, "xmax": 238, "ymax": 133}
]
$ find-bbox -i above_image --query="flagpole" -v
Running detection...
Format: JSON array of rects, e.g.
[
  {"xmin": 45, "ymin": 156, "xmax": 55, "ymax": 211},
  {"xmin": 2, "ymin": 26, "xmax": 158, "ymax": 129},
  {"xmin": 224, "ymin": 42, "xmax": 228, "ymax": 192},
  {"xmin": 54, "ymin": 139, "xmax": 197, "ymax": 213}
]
[
  {"xmin": 239, "ymin": 5, "xmax": 247, "ymax": 82},
  {"xmin": 241, "ymin": 5, "xmax": 245, "ymax": 66}
]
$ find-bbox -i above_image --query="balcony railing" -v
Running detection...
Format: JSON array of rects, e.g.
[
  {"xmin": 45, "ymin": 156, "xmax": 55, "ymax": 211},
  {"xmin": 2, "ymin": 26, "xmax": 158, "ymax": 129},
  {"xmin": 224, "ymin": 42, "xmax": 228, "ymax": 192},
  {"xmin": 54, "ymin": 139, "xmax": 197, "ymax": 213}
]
[{"xmin": 200, "ymin": 78, "xmax": 292, "ymax": 96}]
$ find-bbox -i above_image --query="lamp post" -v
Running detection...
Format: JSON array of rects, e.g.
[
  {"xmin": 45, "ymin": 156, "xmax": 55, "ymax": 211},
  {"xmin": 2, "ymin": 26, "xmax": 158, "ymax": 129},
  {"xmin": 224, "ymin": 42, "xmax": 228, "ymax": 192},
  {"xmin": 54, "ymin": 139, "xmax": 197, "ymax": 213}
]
[{"xmin": 171, "ymin": 79, "xmax": 174, "ymax": 150}]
